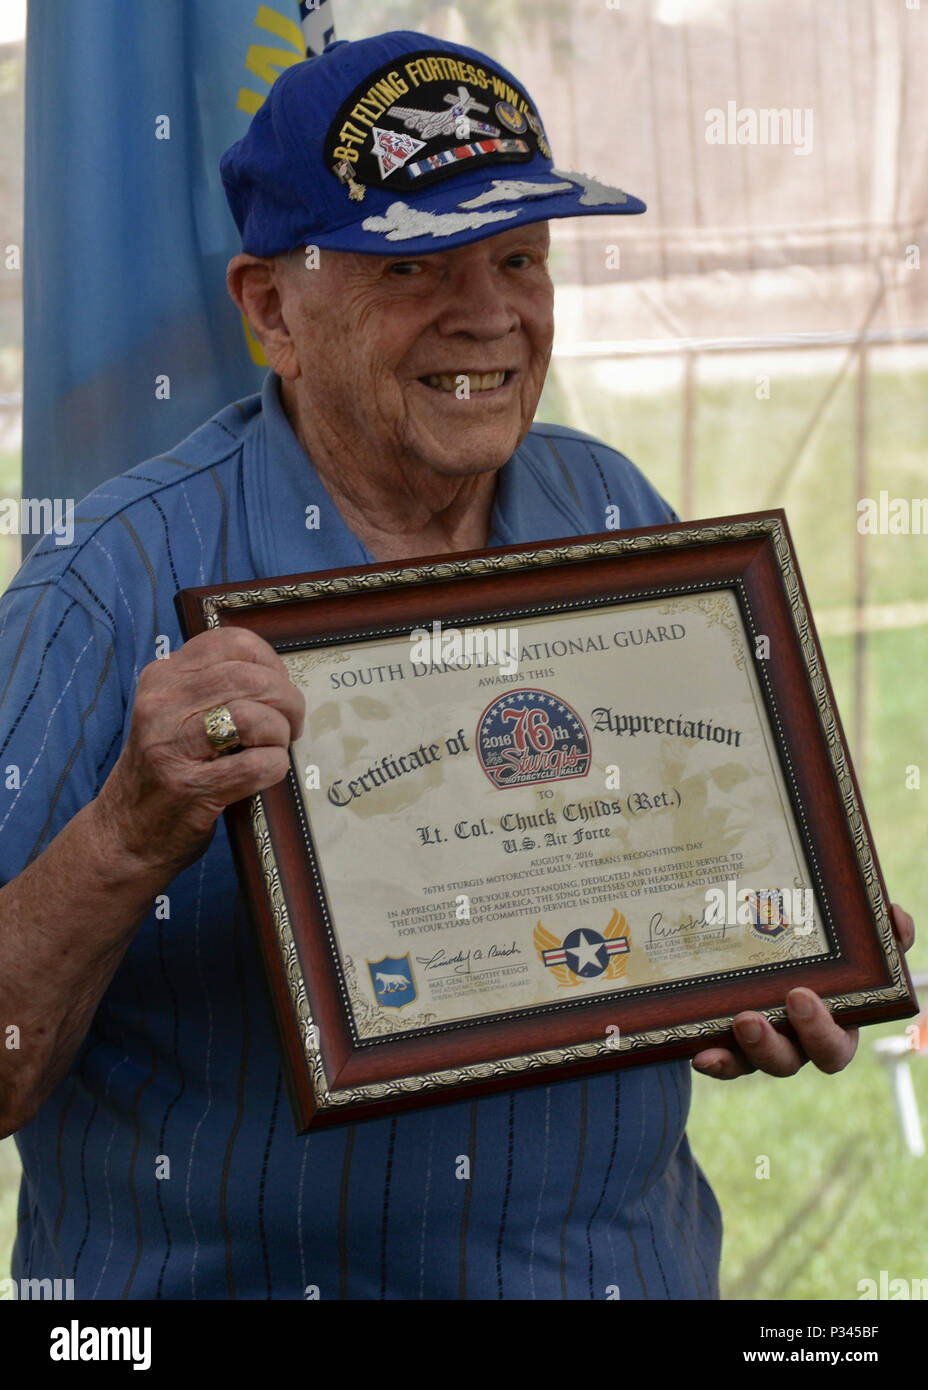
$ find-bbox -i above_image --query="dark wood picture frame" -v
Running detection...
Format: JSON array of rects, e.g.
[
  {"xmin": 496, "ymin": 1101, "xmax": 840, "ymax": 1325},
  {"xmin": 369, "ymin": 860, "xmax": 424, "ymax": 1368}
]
[{"xmin": 176, "ymin": 510, "xmax": 916, "ymax": 1132}]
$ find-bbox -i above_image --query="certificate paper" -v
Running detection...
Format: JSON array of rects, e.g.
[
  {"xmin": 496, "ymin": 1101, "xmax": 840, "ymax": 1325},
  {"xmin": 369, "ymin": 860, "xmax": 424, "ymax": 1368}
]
[
  {"xmin": 286, "ymin": 590, "xmax": 830, "ymax": 1042},
  {"xmin": 176, "ymin": 512, "xmax": 915, "ymax": 1129}
]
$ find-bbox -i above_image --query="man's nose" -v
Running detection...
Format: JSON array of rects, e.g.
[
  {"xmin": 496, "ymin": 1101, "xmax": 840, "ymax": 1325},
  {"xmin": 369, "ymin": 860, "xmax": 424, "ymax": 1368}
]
[{"xmin": 434, "ymin": 264, "xmax": 520, "ymax": 339}]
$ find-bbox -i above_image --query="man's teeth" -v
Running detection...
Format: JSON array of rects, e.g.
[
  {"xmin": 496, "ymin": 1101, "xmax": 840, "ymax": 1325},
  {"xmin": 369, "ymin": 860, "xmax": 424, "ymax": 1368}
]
[{"xmin": 425, "ymin": 371, "xmax": 507, "ymax": 392}]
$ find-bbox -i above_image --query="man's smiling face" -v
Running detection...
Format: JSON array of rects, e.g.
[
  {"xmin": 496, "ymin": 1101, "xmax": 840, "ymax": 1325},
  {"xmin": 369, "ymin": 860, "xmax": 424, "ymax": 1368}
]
[{"xmin": 276, "ymin": 221, "xmax": 554, "ymax": 478}]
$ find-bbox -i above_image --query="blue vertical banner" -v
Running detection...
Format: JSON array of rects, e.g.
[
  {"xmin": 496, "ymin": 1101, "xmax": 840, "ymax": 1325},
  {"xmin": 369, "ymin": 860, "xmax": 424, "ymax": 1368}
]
[{"xmin": 22, "ymin": 1, "xmax": 335, "ymax": 541}]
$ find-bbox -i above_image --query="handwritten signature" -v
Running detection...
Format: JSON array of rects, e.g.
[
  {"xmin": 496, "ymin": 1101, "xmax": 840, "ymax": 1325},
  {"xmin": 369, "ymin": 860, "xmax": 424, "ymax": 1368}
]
[
  {"xmin": 648, "ymin": 910, "xmax": 728, "ymax": 943},
  {"xmin": 416, "ymin": 941, "xmax": 523, "ymax": 975}
]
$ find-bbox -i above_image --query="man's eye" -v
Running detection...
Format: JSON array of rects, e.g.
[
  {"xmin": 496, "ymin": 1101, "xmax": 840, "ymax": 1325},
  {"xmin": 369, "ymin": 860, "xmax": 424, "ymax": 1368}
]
[
  {"xmin": 388, "ymin": 261, "xmax": 423, "ymax": 276},
  {"xmin": 506, "ymin": 253, "xmax": 533, "ymax": 269}
]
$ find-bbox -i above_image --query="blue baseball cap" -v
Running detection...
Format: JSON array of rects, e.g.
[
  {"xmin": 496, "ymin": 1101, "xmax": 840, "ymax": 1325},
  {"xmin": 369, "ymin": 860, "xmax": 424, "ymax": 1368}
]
[{"xmin": 220, "ymin": 29, "xmax": 646, "ymax": 257}]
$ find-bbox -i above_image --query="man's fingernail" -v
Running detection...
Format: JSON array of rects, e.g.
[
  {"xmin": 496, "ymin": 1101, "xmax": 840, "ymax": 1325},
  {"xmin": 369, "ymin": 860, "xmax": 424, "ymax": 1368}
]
[
  {"xmin": 693, "ymin": 1059, "xmax": 721, "ymax": 1074},
  {"xmin": 735, "ymin": 1017, "xmax": 762, "ymax": 1044},
  {"xmin": 790, "ymin": 991, "xmax": 814, "ymax": 1019}
]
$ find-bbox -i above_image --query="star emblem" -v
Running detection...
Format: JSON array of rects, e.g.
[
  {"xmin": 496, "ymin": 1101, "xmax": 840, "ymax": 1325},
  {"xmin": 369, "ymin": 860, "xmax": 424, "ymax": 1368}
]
[{"xmin": 564, "ymin": 928, "xmax": 609, "ymax": 977}]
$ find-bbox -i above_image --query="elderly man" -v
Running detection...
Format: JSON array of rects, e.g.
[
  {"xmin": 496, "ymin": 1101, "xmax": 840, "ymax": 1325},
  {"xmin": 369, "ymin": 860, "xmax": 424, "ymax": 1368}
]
[{"xmin": 0, "ymin": 30, "xmax": 913, "ymax": 1300}]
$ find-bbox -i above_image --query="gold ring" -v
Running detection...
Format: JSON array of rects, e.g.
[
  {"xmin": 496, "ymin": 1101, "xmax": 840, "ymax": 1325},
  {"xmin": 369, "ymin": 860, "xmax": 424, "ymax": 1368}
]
[{"xmin": 204, "ymin": 704, "xmax": 241, "ymax": 754}]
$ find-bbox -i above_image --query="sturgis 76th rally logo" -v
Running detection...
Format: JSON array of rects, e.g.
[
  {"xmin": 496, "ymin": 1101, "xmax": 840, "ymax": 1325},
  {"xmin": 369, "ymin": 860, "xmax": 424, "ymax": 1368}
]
[{"xmin": 475, "ymin": 688, "xmax": 592, "ymax": 789}]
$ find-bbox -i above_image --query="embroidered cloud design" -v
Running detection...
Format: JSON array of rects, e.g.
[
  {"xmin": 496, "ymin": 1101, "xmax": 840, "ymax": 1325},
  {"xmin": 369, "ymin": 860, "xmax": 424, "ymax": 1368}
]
[
  {"xmin": 457, "ymin": 178, "xmax": 575, "ymax": 207},
  {"xmin": 362, "ymin": 202, "xmax": 518, "ymax": 240},
  {"xmin": 551, "ymin": 169, "xmax": 629, "ymax": 205}
]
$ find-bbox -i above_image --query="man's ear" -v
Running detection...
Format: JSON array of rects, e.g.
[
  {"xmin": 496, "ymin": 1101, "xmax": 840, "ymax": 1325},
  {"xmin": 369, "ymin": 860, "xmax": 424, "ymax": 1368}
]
[{"xmin": 226, "ymin": 253, "xmax": 301, "ymax": 379}]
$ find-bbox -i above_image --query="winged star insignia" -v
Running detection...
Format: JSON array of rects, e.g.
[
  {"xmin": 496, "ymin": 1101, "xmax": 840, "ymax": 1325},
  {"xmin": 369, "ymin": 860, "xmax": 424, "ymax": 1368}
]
[{"xmin": 534, "ymin": 911, "xmax": 630, "ymax": 986}]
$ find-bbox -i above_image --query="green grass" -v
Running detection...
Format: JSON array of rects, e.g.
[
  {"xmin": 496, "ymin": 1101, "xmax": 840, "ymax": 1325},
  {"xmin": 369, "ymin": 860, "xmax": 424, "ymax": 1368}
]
[
  {"xmin": 0, "ymin": 446, "xmax": 22, "ymax": 596},
  {"xmin": 540, "ymin": 359, "xmax": 928, "ymax": 614},
  {"xmin": 690, "ymin": 1040, "xmax": 928, "ymax": 1301},
  {"xmin": 1, "ymin": 366, "xmax": 925, "ymax": 1298},
  {"xmin": 0, "ymin": 1138, "xmax": 20, "ymax": 1295}
]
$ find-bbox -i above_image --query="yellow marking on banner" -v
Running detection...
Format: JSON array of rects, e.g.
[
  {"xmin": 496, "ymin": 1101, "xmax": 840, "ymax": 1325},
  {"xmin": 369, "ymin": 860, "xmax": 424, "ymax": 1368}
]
[
  {"xmin": 237, "ymin": 87, "xmax": 264, "ymax": 115},
  {"xmin": 235, "ymin": 7, "xmax": 304, "ymax": 363},
  {"xmin": 246, "ymin": 44, "xmax": 304, "ymax": 86},
  {"xmin": 253, "ymin": 4, "xmax": 305, "ymax": 53}
]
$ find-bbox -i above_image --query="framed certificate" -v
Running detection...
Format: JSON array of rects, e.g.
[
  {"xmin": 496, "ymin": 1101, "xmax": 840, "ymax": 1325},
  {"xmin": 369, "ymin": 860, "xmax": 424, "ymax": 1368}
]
[{"xmin": 176, "ymin": 511, "xmax": 916, "ymax": 1132}]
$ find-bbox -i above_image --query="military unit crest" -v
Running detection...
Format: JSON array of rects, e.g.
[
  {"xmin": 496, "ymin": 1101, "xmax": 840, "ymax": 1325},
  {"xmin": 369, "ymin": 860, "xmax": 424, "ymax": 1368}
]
[
  {"xmin": 368, "ymin": 954, "xmax": 418, "ymax": 1008},
  {"xmin": 495, "ymin": 100, "xmax": 527, "ymax": 134},
  {"xmin": 749, "ymin": 890, "xmax": 791, "ymax": 938}
]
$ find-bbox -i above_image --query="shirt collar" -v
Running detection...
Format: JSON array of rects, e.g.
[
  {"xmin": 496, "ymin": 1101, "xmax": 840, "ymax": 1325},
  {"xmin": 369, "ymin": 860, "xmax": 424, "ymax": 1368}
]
[
  {"xmin": 243, "ymin": 371, "xmax": 375, "ymax": 578},
  {"xmin": 243, "ymin": 372, "xmax": 585, "ymax": 577},
  {"xmin": 488, "ymin": 427, "xmax": 589, "ymax": 545}
]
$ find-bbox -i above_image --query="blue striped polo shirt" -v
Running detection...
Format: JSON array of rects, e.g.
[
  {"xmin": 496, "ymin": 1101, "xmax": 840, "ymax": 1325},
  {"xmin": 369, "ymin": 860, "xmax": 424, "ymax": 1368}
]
[{"xmin": 1, "ymin": 371, "xmax": 722, "ymax": 1299}]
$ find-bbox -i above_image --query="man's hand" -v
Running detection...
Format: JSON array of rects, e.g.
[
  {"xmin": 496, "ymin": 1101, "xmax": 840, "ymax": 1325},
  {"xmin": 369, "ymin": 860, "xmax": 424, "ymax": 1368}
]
[
  {"xmin": 94, "ymin": 626, "xmax": 306, "ymax": 881},
  {"xmin": 692, "ymin": 903, "xmax": 915, "ymax": 1080}
]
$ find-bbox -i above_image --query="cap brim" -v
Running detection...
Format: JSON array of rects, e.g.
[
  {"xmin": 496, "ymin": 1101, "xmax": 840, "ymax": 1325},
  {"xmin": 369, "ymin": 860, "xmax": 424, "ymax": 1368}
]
[{"xmin": 302, "ymin": 167, "xmax": 646, "ymax": 255}]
